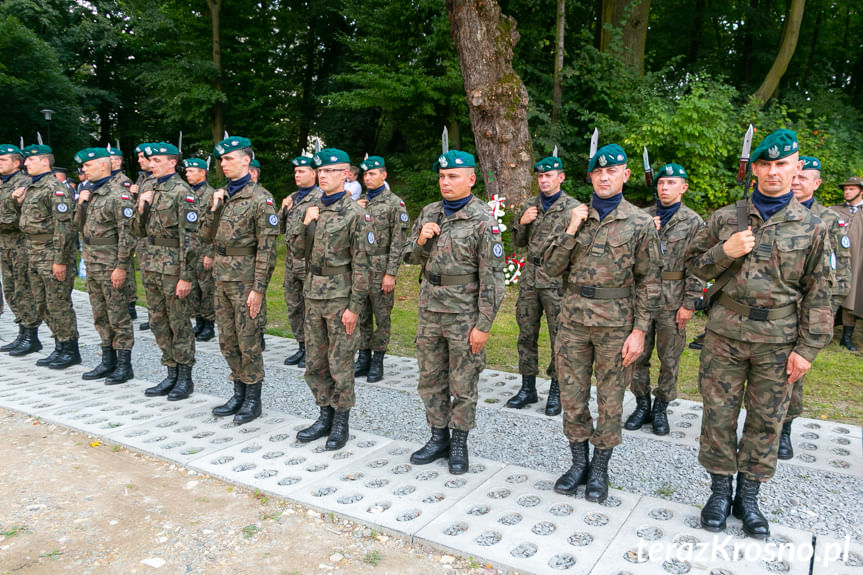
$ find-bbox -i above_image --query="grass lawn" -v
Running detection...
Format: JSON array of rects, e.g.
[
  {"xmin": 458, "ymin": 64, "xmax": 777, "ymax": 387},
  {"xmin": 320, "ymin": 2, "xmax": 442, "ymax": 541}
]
[{"xmin": 75, "ymin": 239, "xmax": 863, "ymax": 427}]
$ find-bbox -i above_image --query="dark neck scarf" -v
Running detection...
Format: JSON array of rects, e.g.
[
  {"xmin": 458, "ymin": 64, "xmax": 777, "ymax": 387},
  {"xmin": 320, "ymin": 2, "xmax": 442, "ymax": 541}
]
[
  {"xmin": 540, "ymin": 190, "xmax": 561, "ymax": 212},
  {"xmin": 752, "ymin": 187, "xmax": 793, "ymax": 221},
  {"xmin": 443, "ymin": 194, "xmax": 473, "ymax": 216},
  {"xmin": 592, "ymin": 192, "xmax": 622, "ymax": 221},
  {"xmin": 321, "ymin": 190, "xmax": 346, "ymax": 207},
  {"xmin": 227, "ymin": 173, "xmax": 251, "ymax": 197},
  {"xmin": 191, "ymin": 181, "xmax": 206, "ymax": 192},
  {"xmin": 297, "ymin": 185, "xmax": 315, "ymax": 203},
  {"xmin": 31, "ymin": 172, "xmax": 50, "ymax": 184},
  {"xmin": 142, "ymin": 170, "xmax": 151, "ymax": 177},
  {"xmin": 111, "ymin": 169, "xmax": 121, "ymax": 177},
  {"xmin": 0, "ymin": 172, "xmax": 16, "ymax": 184},
  {"xmin": 656, "ymin": 200, "xmax": 681, "ymax": 228},
  {"xmin": 801, "ymin": 197, "xmax": 815, "ymax": 210},
  {"xmin": 366, "ymin": 185, "xmax": 386, "ymax": 202},
  {"xmin": 90, "ymin": 176, "xmax": 112, "ymax": 191},
  {"xmin": 156, "ymin": 173, "xmax": 173, "ymax": 185}
]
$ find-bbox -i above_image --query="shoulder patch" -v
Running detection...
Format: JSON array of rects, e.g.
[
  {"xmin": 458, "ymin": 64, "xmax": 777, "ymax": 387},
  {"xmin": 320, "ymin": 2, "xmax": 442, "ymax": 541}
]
[
  {"xmin": 268, "ymin": 213, "xmax": 278, "ymax": 226},
  {"xmin": 838, "ymin": 220, "xmax": 847, "ymax": 227},
  {"xmin": 266, "ymin": 198, "xmax": 273, "ymax": 205},
  {"xmin": 185, "ymin": 195, "xmax": 196, "ymax": 203},
  {"xmin": 400, "ymin": 212, "xmax": 409, "ymax": 223},
  {"xmin": 367, "ymin": 231, "xmax": 375, "ymax": 245},
  {"xmin": 364, "ymin": 213, "xmax": 371, "ymax": 221},
  {"xmin": 123, "ymin": 207, "xmax": 134, "ymax": 218},
  {"xmin": 186, "ymin": 211, "xmax": 198, "ymax": 223},
  {"xmin": 55, "ymin": 190, "xmax": 65, "ymax": 196},
  {"xmin": 492, "ymin": 243, "xmax": 504, "ymax": 258},
  {"xmin": 56, "ymin": 202, "xmax": 68, "ymax": 213},
  {"xmin": 841, "ymin": 236, "xmax": 851, "ymax": 249},
  {"xmin": 123, "ymin": 182, "xmax": 131, "ymax": 188},
  {"xmin": 121, "ymin": 194, "xmax": 130, "ymax": 200},
  {"xmin": 400, "ymin": 200, "xmax": 405, "ymax": 207},
  {"xmin": 491, "ymin": 225, "xmax": 500, "ymax": 234}
]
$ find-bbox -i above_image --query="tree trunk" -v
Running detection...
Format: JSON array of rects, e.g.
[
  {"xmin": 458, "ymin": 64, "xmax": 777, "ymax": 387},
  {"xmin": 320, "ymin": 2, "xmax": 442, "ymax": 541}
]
[
  {"xmin": 446, "ymin": 0, "xmax": 533, "ymax": 208},
  {"xmin": 687, "ymin": 0, "xmax": 705, "ymax": 67},
  {"xmin": 206, "ymin": 0, "xmax": 223, "ymax": 147},
  {"xmin": 801, "ymin": 8, "xmax": 821, "ymax": 86},
  {"xmin": 599, "ymin": 0, "xmax": 651, "ymax": 75},
  {"xmin": 753, "ymin": 0, "xmax": 805, "ymax": 105},
  {"xmin": 552, "ymin": 0, "xmax": 565, "ymax": 125}
]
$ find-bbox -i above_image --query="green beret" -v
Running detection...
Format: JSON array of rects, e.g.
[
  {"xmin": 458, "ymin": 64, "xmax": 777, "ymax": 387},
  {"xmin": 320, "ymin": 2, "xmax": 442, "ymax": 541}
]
[
  {"xmin": 292, "ymin": 156, "xmax": 313, "ymax": 167},
  {"xmin": 213, "ymin": 136, "xmax": 252, "ymax": 159},
  {"xmin": 313, "ymin": 148, "xmax": 350, "ymax": 167},
  {"xmin": 73, "ymin": 147, "xmax": 111, "ymax": 164},
  {"xmin": 433, "ymin": 150, "xmax": 475, "ymax": 172},
  {"xmin": 250, "ymin": 159, "xmax": 261, "ymax": 169},
  {"xmin": 22, "ymin": 144, "xmax": 53, "ymax": 157},
  {"xmin": 134, "ymin": 143, "xmax": 149, "ymax": 155},
  {"xmin": 183, "ymin": 158, "xmax": 208, "ymax": 170},
  {"xmin": 143, "ymin": 142, "xmax": 179, "ymax": 158},
  {"xmin": 800, "ymin": 156, "xmax": 821, "ymax": 171},
  {"xmin": 360, "ymin": 156, "xmax": 386, "ymax": 171},
  {"xmin": 0, "ymin": 145, "xmax": 22, "ymax": 156},
  {"xmin": 108, "ymin": 145, "xmax": 122, "ymax": 157},
  {"xmin": 751, "ymin": 129, "xmax": 798, "ymax": 162},
  {"xmin": 534, "ymin": 156, "xmax": 564, "ymax": 173},
  {"xmin": 655, "ymin": 162, "xmax": 688, "ymax": 182},
  {"xmin": 588, "ymin": 144, "xmax": 627, "ymax": 173}
]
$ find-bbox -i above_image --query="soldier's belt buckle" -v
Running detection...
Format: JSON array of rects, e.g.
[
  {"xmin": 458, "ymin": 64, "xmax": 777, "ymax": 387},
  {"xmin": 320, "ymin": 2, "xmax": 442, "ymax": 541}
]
[
  {"xmin": 579, "ymin": 286, "xmax": 596, "ymax": 298},
  {"xmin": 748, "ymin": 307, "xmax": 770, "ymax": 321},
  {"xmin": 428, "ymin": 273, "xmax": 442, "ymax": 286},
  {"xmin": 216, "ymin": 246, "xmax": 226, "ymax": 256}
]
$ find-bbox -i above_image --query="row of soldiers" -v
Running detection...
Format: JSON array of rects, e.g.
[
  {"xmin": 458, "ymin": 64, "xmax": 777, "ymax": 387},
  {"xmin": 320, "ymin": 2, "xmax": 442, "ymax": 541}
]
[{"xmin": 0, "ymin": 128, "xmax": 859, "ymax": 543}]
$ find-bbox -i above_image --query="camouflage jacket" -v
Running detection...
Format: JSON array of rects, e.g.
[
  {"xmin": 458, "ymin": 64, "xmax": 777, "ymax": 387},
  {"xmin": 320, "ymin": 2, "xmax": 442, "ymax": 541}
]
[
  {"xmin": 810, "ymin": 200, "xmax": 851, "ymax": 308},
  {"xmin": 109, "ymin": 171, "xmax": 133, "ymax": 188},
  {"xmin": 200, "ymin": 181, "xmax": 278, "ymax": 293},
  {"xmin": 74, "ymin": 181, "xmax": 136, "ymax": 278},
  {"xmin": 364, "ymin": 188, "xmax": 409, "ymax": 277},
  {"xmin": 10, "ymin": 172, "xmax": 77, "ymax": 265},
  {"xmin": 511, "ymin": 192, "xmax": 581, "ymax": 289},
  {"xmin": 544, "ymin": 198, "xmax": 661, "ymax": 332},
  {"xmin": 191, "ymin": 182, "xmax": 217, "ymax": 259},
  {"xmin": 645, "ymin": 203, "xmax": 705, "ymax": 312},
  {"xmin": 130, "ymin": 173, "xmax": 200, "ymax": 281},
  {"xmin": 0, "ymin": 170, "xmax": 30, "ymax": 245},
  {"xmin": 686, "ymin": 197, "xmax": 833, "ymax": 362},
  {"xmin": 404, "ymin": 196, "xmax": 505, "ymax": 333},
  {"xmin": 280, "ymin": 186, "xmax": 322, "ymax": 277},
  {"xmin": 288, "ymin": 193, "xmax": 374, "ymax": 313}
]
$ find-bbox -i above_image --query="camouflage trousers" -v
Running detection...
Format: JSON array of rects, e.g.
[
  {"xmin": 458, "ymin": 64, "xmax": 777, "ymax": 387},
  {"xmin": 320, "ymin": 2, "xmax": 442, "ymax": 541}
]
[
  {"xmin": 416, "ymin": 310, "xmax": 484, "ymax": 432},
  {"xmin": 190, "ymin": 262, "xmax": 215, "ymax": 321},
  {"xmin": 214, "ymin": 281, "xmax": 264, "ymax": 385},
  {"xmin": 358, "ymin": 272, "xmax": 394, "ymax": 351},
  {"xmin": 28, "ymin": 253, "xmax": 77, "ymax": 342},
  {"xmin": 283, "ymin": 269, "xmax": 306, "ymax": 343},
  {"xmin": 516, "ymin": 284, "xmax": 560, "ymax": 378},
  {"xmin": 304, "ymin": 297, "xmax": 358, "ymax": 410},
  {"xmin": 0, "ymin": 235, "xmax": 39, "ymax": 326},
  {"xmin": 784, "ymin": 375, "xmax": 804, "ymax": 423},
  {"xmin": 630, "ymin": 312, "xmax": 685, "ymax": 401},
  {"xmin": 87, "ymin": 274, "xmax": 133, "ymax": 350},
  {"xmin": 556, "ymin": 322, "xmax": 631, "ymax": 449},
  {"xmin": 123, "ymin": 250, "xmax": 137, "ymax": 305},
  {"xmin": 142, "ymin": 271, "xmax": 195, "ymax": 367},
  {"xmin": 698, "ymin": 330, "xmax": 793, "ymax": 480}
]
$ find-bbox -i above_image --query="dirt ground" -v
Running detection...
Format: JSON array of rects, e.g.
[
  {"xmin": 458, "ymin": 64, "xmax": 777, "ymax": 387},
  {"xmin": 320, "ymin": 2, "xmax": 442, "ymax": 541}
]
[{"xmin": 0, "ymin": 408, "xmax": 497, "ymax": 575}]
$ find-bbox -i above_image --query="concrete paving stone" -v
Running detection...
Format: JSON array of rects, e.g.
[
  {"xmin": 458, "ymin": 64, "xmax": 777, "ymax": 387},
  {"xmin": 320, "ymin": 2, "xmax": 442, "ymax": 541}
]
[
  {"xmin": 188, "ymin": 421, "xmax": 393, "ymax": 498},
  {"xmin": 779, "ymin": 417, "xmax": 863, "ymax": 475},
  {"xmin": 415, "ymin": 464, "xmax": 641, "ymax": 575},
  {"xmin": 0, "ymin": 373, "xmax": 122, "ymax": 415},
  {"xmin": 812, "ymin": 535, "xmax": 863, "ymax": 575}
]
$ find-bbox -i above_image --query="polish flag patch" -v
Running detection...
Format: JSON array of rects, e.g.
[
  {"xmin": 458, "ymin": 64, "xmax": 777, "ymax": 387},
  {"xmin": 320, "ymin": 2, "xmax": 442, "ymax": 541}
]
[
  {"xmin": 54, "ymin": 190, "xmax": 64, "ymax": 196},
  {"xmin": 364, "ymin": 214, "xmax": 371, "ymax": 221},
  {"xmin": 121, "ymin": 194, "xmax": 130, "ymax": 200},
  {"xmin": 266, "ymin": 198, "xmax": 273, "ymax": 205},
  {"xmin": 400, "ymin": 201, "xmax": 405, "ymax": 207},
  {"xmin": 491, "ymin": 226, "xmax": 500, "ymax": 234},
  {"xmin": 185, "ymin": 195, "xmax": 195, "ymax": 203}
]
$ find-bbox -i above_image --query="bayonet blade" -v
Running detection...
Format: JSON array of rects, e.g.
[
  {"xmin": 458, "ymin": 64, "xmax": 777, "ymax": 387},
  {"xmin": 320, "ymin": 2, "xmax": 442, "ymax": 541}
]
[
  {"xmin": 206, "ymin": 156, "xmax": 211, "ymax": 171},
  {"xmin": 552, "ymin": 145, "xmax": 558, "ymax": 157},
  {"xmin": 313, "ymin": 137, "xmax": 322, "ymax": 154},
  {"xmin": 643, "ymin": 146, "xmax": 654, "ymax": 188},
  {"xmin": 441, "ymin": 126, "xmax": 449, "ymax": 154},
  {"xmin": 36, "ymin": 132, "xmax": 43, "ymax": 145},
  {"xmin": 223, "ymin": 130, "xmax": 229, "ymax": 140},
  {"xmin": 364, "ymin": 152, "xmax": 369, "ymax": 160},
  {"xmin": 588, "ymin": 128, "xmax": 599, "ymax": 160},
  {"xmin": 178, "ymin": 131, "xmax": 183, "ymax": 153},
  {"xmin": 737, "ymin": 124, "xmax": 755, "ymax": 185},
  {"xmin": 19, "ymin": 136, "xmax": 23, "ymax": 149},
  {"xmin": 116, "ymin": 139, "xmax": 120, "ymax": 151}
]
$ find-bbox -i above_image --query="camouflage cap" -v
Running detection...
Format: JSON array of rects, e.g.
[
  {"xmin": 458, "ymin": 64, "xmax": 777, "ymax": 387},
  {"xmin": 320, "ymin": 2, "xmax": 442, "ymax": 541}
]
[
  {"xmin": 839, "ymin": 176, "xmax": 863, "ymax": 189},
  {"xmin": 250, "ymin": 159, "xmax": 261, "ymax": 169},
  {"xmin": 143, "ymin": 142, "xmax": 179, "ymax": 158},
  {"xmin": 360, "ymin": 155, "xmax": 386, "ymax": 171},
  {"xmin": 751, "ymin": 129, "xmax": 798, "ymax": 162},
  {"xmin": 655, "ymin": 162, "xmax": 688, "ymax": 182},
  {"xmin": 22, "ymin": 144, "xmax": 53, "ymax": 157},
  {"xmin": 800, "ymin": 156, "xmax": 821, "ymax": 171},
  {"xmin": 434, "ymin": 150, "xmax": 475, "ymax": 172},
  {"xmin": 108, "ymin": 145, "xmax": 122, "ymax": 157},
  {"xmin": 534, "ymin": 156, "xmax": 564, "ymax": 173},
  {"xmin": 588, "ymin": 144, "xmax": 627, "ymax": 172},
  {"xmin": 0, "ymin": 144, "xmax": 22, "ymax": 156},
  {"xmin": 73, "ymin": 147, "xmax": 111, "ymax": 164},
  {"xmin": 292, "ymin": 156, "xmax": 313, "ymax": 167},
  {"xmin": 183, "ymin": 158, "xmax": 208, "ymax": 170},
  {"xmin": 313, "ymin": 148, "xmax": 350, "ymax": 168},
  {"xmin": 213, "ymin": 136, "xmax": 252, "ymax": 159}
]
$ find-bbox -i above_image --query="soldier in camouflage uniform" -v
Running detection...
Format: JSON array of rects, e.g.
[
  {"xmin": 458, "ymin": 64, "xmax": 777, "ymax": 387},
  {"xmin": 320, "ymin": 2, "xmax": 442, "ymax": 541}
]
[
  {"xmin": 183, "ymin": 158, "xmax": 217, "ymax": 342},
  {"xmin": 289, "ymin": 148, "xmax": 375, "ymax": 451},
  {"xmin": 131, "ymin": 142, "xmax": 200, "ymax": 401},
  {"xmin": 0, "ymin": 145, "xmax": 38, "ymax": 354},
  {"xmin": 73, "ymin": 147, "xmax": 136, "ymax": 383},
  {"xmin": 279, "ymin": 155, "xmax": 320, "ymax": 368},
  {"xmin": 11, "ymin": 145, "xmax": 80, "ymax": 368},
  {"xmin": 544, "ymin": 144, "xmax": 661, "ymax": 502},
  {"xmin": 107, "ymin": 145, "xmax": 139, "ymax": 320},
  {"xmin": 353, "ymin": 156, "xmax": 408, "ymax": 383},
  {"xmin": 508, "ymin": 155, "xmax": 580, "ymax": 416},
  {"xmin": 777, "ymin": 156, "xmax": 852, "ymax": 459},
  {"xmin": 625, "ymin": 163, "xmax": 704, "ymax": 435},
  {"xmin": 687, "ymin": 130, "xmax": 833, "ymax": 538},
  {"xmin": 404, "ymin": 150, "xmax": 505, "ymax": 475},
  {"xmin": 131, "ymin": 143, "xmax": 154, "ymax": 331}
]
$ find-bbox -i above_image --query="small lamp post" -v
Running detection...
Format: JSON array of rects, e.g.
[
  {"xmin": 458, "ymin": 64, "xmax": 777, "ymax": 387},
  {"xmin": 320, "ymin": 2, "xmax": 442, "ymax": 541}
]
[{"xmin": 40, "ymin": 108, "xmax": 55, "ymax": 146}]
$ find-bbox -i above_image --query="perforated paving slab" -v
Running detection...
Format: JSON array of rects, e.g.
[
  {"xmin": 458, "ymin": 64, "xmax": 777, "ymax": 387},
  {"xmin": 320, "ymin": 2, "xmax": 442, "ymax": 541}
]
[
  {"xmin": 188, "ymin": 423, "xmax": 393, "ymax": 498},
  {"xmin": 0, "ymin": 375, "xmax": 126, "ymax": 414},
  {"xmin": 780, "ymin": 417, "xmax": 863, "ymax": 475},
  {"xmin": 415, "ymin": 464, "xmax": 641, "ymax": 575},
  {"xmin": 592, "ymin": 496, "xmax": 812, "ymax": 575},
  {"xmin": 812, "ymin": 535, "xmax": 863, "ymax": 575}
]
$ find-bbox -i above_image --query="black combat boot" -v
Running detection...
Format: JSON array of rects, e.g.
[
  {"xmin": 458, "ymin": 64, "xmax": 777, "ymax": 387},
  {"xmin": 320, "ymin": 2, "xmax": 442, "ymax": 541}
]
[
  {"xmin": 35, "ymin": 337, "xmax": 59, "ymax": 366},
  {"xmin": 449, "ymin": 430, "xmax": 470, "ymax": 475},
  {"xmin": 584, "ymin": 447, "xmax": 613, "ymax": 503},
  {"xmin": 144, "ymin": 366, "xmax": 178, "ymax": 396},
  {"xmin": 506, "ymin": 375, "xmax": 538, "ymax": 409},
  {"xmin": 128, "ymin": 302, "xmax": 137, "ymax": 320},
  {"xmin": 284, "ymin": 342, "xmax": 305, "ymax": 366},
  {"xmin": 234, "ymin": 382, "xmax": 262, "ymax": 425},
  {"xmin": 167, "ymin": 364, "xmax": 194, "ymax": 401},
  {"xmin": 1, "ymin": 325, "xmax": 25, "ymax": 352},
  {"xmin": 296, "ymin": 406, "xmax": 335, "ymax": 442},
  {"xmin": 651, "ymin": 398, "xmax": 670, "ymax": 435},
  {"xmin": 732, "ymin": 474, "xmax": 770, "ymax": 539},
  {"xmin": 545, "ymin": 379, "xmax": 561, "ymax": 416},
  {"xmin": 212, "ymin": 381, "xmax": 246, "ymax": 417},
  {"xmin": 367, "ymin": 351, "xmax": 385, "ymax": 383},
  {"xmin": 83, "ymin": 346, "xmax": 116, "ymax": 380},
  {"xmin": 193, "ymin": 317, "xmax": 204, "ymax": 336},
  {"xmin": 260, "ymin": 332, "xmax": 266, "ymax": 351},
  {"xmin": 325, "ymin": 410, "xmax": 350, "ymax": 450},
  {"xmin": 354, "ymin": 349, "xmax": 371, "ymax": 377},
  {"xmin": 700, "ymin": 474, "xmax": 733, "ymax": 532},
  {"xmin": 554, "ymin": 440, "xmax": 590, "ymax": 494},
  {"xmin": 841, "ymin": 326, "xmax": 857, "ymax": 351},
  {"xmin": 139, "ymin": 321, "xmax": 149, "ymax": 331},
  {"xmin": 49, "ymin": 339, "xmax": 81, "ymax": 369},
  {"xmin": 624, "ymin": 395, "xmax": 652, "ymax": 430},
  {"xmin": 10, "ymin": 326, "xmax": 42, "ymax": 357},
  {"xmin": 777, "ymin": 421, "xmax": 794, "ymax": 460},
  {"xmin": 688, "ymin": 331, "xmax": 705, "ymax": 350},
  {"xmin": 196, "ymin": 320, "xmax": 215, "ymax": 342},
  {"xmin": 105, "ymin": 349, "xmax": 134, "ymax": 385},
  {"xmin": 410, "ymin": 428, "xmax": 450, "ymax": 464}
]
